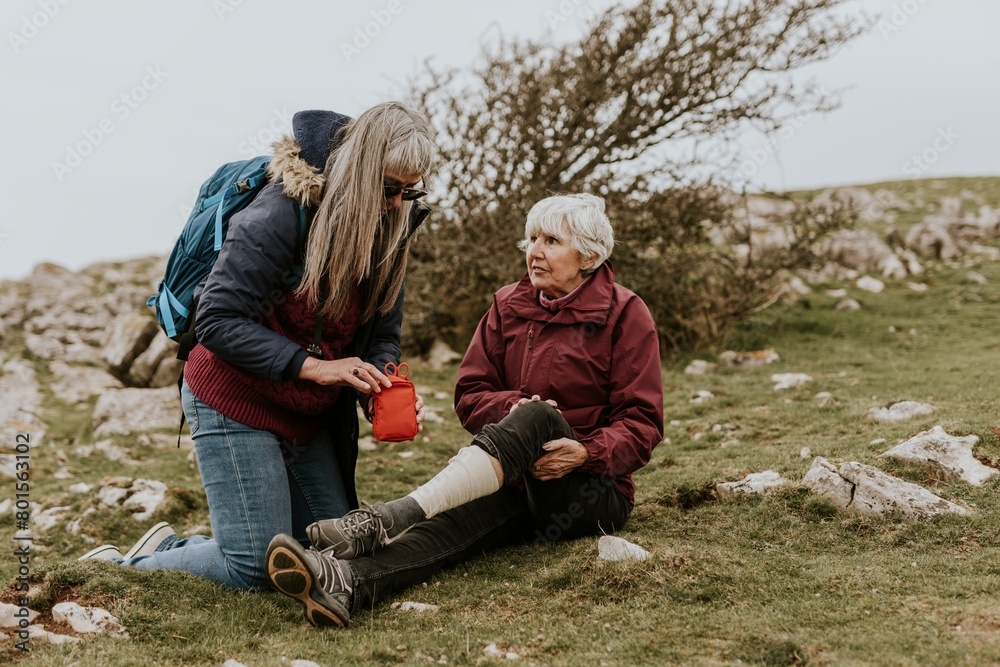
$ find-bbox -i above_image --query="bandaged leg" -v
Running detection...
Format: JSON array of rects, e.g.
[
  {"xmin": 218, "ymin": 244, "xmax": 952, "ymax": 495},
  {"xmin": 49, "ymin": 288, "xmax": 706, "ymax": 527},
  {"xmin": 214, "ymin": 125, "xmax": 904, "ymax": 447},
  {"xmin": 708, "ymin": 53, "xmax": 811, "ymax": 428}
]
[{"xmin": 406, "ymin": 445, "xmax": 501, "ymax": 519}]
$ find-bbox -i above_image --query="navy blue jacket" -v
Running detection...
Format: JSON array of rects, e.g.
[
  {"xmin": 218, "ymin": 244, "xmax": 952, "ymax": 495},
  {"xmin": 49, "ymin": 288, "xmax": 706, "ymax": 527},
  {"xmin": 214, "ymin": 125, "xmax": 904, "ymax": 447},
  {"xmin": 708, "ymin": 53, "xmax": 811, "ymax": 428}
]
[{"xmin": 192, "ymin": 110, "xmax": 430, "ymax": 508}]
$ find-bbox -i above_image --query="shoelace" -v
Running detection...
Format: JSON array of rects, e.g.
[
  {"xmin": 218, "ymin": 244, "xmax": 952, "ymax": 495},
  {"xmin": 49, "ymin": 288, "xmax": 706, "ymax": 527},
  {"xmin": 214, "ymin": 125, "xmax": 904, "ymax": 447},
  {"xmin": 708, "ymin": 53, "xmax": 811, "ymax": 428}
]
[
  {"xmin": 345, "ymin": 502, "xmax": 392, "ymax": 543},
  {"xmin": 313, "ymin": 550, "xmax": 352, "ymax": 596}
]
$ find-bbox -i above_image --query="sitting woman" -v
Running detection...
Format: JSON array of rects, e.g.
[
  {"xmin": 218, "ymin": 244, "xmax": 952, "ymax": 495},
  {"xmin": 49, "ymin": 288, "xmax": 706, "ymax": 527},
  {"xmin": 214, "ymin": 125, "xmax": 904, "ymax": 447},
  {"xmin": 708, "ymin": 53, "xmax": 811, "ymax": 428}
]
[{"xmin": 266, "ymin": 193, "xmax": 664, "ymax": 627}]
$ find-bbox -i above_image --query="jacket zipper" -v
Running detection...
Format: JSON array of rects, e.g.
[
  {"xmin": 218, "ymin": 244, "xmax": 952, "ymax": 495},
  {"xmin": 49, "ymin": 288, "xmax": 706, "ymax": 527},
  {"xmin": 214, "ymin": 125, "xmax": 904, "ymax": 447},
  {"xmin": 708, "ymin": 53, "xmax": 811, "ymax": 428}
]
[{"xmin": 519, "ymin": 325, "xmax": 534, "ymax": 382}]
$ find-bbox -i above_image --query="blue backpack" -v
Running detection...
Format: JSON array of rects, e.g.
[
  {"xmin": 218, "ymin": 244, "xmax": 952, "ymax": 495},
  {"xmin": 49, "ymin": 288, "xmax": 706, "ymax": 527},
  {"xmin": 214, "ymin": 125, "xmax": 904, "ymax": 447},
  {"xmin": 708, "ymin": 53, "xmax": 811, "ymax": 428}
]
[{"xmin": 147, "ymin": 156, "xmax": 306, "ymax": 352}]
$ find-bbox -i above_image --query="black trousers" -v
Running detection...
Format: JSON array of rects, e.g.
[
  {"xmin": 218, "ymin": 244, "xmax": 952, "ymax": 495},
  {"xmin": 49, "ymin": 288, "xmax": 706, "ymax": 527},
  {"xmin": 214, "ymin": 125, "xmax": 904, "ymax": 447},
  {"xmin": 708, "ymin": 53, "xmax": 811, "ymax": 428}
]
[{"xmin": 346, "ymin": 402, "xmax": 631, "ymax": 611}]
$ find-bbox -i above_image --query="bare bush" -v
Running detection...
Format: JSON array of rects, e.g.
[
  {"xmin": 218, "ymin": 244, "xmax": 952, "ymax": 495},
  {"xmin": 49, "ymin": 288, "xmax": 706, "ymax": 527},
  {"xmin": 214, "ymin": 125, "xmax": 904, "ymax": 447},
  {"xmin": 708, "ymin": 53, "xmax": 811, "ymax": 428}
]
[{"xmin": 405, "ymin": 0, "xmax": 867, "ymax": 354}]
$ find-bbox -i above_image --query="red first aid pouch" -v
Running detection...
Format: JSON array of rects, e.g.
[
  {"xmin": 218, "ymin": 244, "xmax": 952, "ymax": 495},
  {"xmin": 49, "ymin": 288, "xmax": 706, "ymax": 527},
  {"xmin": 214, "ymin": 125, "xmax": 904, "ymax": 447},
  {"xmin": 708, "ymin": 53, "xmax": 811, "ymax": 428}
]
[{"xmin": 372, "ymin": 362, "xmax": 418, "ymax": 442}]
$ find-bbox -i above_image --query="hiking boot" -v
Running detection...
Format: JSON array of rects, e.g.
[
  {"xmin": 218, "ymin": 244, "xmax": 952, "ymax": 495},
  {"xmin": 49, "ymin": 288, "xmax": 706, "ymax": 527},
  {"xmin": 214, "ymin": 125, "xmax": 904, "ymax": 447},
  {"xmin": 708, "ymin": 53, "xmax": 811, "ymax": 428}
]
[
  {"xmin": 123, "ymin": 521, "xmax": 176, "ymax": 559},
  {"xmin": 78, "ymin": 545, "xmax": 123, "ymax": 561},
  {"xmin": 266, "ymin": 534, "xmax": 352, "ymax": 628},
  {"xmin": 306, "ymin": 502, "xmax": 391, "ymax": 559}
]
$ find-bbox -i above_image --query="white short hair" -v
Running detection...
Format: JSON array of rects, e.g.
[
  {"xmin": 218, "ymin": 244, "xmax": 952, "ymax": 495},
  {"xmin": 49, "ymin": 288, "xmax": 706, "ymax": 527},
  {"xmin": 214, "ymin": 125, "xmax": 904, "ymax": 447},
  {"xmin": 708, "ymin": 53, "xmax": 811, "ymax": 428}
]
[{"xmin": 518, "ymin": 193, "xmax": 614, "ymax": 273}]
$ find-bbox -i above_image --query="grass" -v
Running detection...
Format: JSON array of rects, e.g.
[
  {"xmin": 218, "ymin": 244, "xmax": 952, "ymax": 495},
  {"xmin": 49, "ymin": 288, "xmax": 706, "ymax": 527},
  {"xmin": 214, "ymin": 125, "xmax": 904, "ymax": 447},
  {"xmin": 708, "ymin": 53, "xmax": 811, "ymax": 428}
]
[{"xmin": 3, "ymin": 180, "xmax": 1000, "ymax": 665}]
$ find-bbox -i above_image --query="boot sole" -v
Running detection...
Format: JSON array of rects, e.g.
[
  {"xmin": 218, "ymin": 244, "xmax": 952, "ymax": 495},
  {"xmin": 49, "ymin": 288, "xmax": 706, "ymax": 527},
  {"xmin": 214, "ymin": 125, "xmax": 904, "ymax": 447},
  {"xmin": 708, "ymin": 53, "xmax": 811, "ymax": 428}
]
[{"xmin": 267, "ymin": 542, "xmax": 349, "ymax": 628}]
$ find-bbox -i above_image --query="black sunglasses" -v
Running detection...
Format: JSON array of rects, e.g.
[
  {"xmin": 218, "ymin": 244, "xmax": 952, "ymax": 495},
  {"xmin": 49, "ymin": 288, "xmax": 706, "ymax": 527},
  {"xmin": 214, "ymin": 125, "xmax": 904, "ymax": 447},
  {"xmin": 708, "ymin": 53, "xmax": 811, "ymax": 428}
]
[{"xmin": 383, "ymin": 183, "xmax": 428, "ymax": 201}]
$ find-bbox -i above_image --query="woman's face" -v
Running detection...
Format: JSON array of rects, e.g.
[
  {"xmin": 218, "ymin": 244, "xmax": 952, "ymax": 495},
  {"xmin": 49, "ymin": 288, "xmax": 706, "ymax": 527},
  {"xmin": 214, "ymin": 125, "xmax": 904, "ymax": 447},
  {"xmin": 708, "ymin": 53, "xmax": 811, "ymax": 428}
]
[
  {"xmin": 381, "ymin": 171, "xmax": 422, "ymax": 217},
  {"xmin": 524, "ymin": 221, "xmax": 593, "ymax": 299}
]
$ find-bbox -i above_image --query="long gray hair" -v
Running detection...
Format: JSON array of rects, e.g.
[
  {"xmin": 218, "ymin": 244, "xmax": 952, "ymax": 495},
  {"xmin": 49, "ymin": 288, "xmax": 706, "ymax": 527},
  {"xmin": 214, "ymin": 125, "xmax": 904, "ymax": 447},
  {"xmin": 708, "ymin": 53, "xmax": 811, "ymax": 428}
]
[{"xmin": 297, "ymin": 102, "xmax": 435, "ymax": 322}]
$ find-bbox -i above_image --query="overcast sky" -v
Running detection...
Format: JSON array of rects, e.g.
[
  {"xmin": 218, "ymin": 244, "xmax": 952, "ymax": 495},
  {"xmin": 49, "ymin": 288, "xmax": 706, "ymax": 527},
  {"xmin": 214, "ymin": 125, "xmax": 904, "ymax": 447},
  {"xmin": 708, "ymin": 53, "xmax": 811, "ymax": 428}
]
[{"xmin": 1, "ymin": 0, "xmax": 997, "ymax": 280}]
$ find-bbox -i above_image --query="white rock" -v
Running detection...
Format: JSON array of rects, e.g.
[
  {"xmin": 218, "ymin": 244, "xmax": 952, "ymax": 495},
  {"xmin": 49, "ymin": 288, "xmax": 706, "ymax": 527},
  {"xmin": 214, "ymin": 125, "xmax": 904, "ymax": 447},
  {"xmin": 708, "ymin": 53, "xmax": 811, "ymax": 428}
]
[
  {"xmin": 690, "ymin": 390, "xmax": 715, "ymax": 405},
  {"xmin": 771, "ymin": 373, "xmax": 813, "ymax": 390},
  {"xmin": 33, "ymin": 506, "xmax": 72, "ymax": 531},
  {"xmin": 52, "ymin": 602, "xmax": 128, "ymax": 637},
  {"xmin": 907, "ymin": 282, "xmax": 929, "ymax": 292},
  {"xmin": 882, "ymin": 425, "xmax": 998, "ymax": 486},
  {"xmin": 392, "ymin": 601, "xmax": 441, "ymax": 613},
  {"xmin": 814, "ymin": 391, "xmax": 837, "ymax": 407},
  {"xmin": 102, "ymin": 313, "xmax": 159, "ymax": 378},
  {"xmin": 835, "ymin": 298, "xmax": 862, "ymax": 311},
  {"xmin": 357, "ymin": 436, "xmax": 377, "ymax": 451},
  {"xmin": 683, "ymin": 359, "xmax": 716, "ymax": 376},
  {"xmin": 98, "ymin": 478, "xmax": 169, "ymax": 521},
  {"xmin": 91, "ymin": 387, "xmax": 181, "ymax": 437},
  {"xmin": 716, "ymin": 471, "xmax": 789, "ymax": 498},
  {"xmin": 49, "ymin": 362, "xmax": 124, "ymax": 404},
  {"xmin": 98, "ymin": 486, "xmax": 130, "ymax": 507},
  {"xmin": 425, "ymin": 339, "xmax": 462, "ymax": 370},
  {"xmin": 856, "ymin": 276, "xmax": 885, "ymax": 293},
  {"xmin": 122, "ymin": 479, "xmax": 169, "ymax": 521},
  {"xmin": 965, "ymin": 271, "xmax": 988, "ymax": 285},
  {"xmin": 869, "ymin": 401, "xmax": 936, "ymax": 422},
  {"xmin": 800, "ymin": 447, "xmax": 812, "ymax": 459},
  {"xmin": 869, "ymin": 438, "xmax": 887, "ymax": 446},
  {"xmin": 803, "ymin": 457, "xmax": 863, "ymax": 510},
  {"xmin": 803, "ymin": 457, "xmax": 968, "ymax": 519},
  {"xmin": 0, "ymin": 602, "xmax": 38, "ymax": 627},
  {"xmin": 825, "ymin": 288, "xmax": 848, "ymax": 298},
  {"xmin": 597, "ymin": 535, "xmax": 651, "ymax": 562},
  {"xmin": 150, "ymin": 357, "xmax": 185, "ymax": 388},
  {"xmin": 290, "ymin": 661, "xmax": 324, "ymax": 667},
  {"xmin": 25, "ymin": 334, "xmax": 64, "ymax": 360},
  {"xmin": 483, "ymin": 643, "xmax": 520, "ymax": 660},
  {"xmin": 222, "ymin": 661, "xmax": 249, "ymax": 667},
  {"xmin": 76, "ymin": 439, "xmax": 138, "ymax": 464},
  {"xmin": 0, "ymin": 359, "xmax": 46, "ymax": 449},
  {"xmin": 399, "ymin": 451, "xmax": 414, "ymax": 459},
  {"xmin": 423, "ymin": 406, "xmax": 446, "ymax": 424},
  {"xmin": 127, "ymin": 331, "xmax": 177, "ymax": 386},
  {"xmin": 28, "ymin": 624, "xmax": 81, "ymax": 644}
]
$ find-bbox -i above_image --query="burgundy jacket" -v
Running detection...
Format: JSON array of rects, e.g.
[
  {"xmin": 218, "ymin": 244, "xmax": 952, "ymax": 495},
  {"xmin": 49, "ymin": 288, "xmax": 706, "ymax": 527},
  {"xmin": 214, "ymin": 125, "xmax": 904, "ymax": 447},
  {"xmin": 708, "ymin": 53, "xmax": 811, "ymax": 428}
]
[{"xmin": 454, "ymin": 263, "xmax": 664, "ymax": 504}]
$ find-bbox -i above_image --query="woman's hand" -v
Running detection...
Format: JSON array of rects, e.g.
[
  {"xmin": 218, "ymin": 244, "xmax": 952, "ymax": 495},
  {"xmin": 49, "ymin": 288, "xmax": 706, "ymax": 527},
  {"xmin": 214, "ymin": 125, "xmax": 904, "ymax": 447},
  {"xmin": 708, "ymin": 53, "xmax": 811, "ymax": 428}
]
[
  {"xmin": 509, "ymin": 394, "xmax": 558, "ymax": 414},
  {"xmin": 530, "ymin": 438, "xmax": 589, "ymax": 481},
  {"xmin": 415, "ymin": 394, "xmax": 426, "ymax": 432},
  {"xmin": 298, "ymin": 356, "xmax": 392, "ymax": 394}
]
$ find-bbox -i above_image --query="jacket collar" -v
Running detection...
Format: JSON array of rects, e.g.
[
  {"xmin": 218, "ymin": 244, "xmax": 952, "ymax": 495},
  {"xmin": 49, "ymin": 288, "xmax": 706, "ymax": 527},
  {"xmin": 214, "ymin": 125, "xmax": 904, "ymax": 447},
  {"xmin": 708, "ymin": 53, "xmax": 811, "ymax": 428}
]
[{"xmin": 503, "ymin": 262, "xmax": 616, "ymax": 326}]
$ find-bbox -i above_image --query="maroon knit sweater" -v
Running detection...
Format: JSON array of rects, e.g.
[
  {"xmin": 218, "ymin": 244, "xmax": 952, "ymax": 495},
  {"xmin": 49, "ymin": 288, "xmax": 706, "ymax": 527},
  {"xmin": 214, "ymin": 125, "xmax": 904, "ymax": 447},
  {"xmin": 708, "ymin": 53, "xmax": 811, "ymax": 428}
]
[{"xmin": 184, "ymin": 285, "xmax": 362, "ymax": 445}]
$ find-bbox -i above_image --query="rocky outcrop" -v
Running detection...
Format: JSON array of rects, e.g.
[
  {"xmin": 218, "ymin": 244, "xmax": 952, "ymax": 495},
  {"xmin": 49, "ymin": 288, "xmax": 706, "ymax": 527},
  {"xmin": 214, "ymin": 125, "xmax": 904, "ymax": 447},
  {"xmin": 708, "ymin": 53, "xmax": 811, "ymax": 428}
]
[
  {"xmin": 91, "ymin": 387, "xmax": 181, "ymax": 437},
  {"xmin": 905, "ymin": 198, "xmax": 1000, "ymax": 261},
  {"xmin": 803, "ymin": 457, "xmax": 968, "ymax": 519},
  {"xmin": 869, "ymin": 401, "xmax": 936, "ymax": 422},
  {"xmin": 882, "ymin": 426, "xmax": 998, "ymax": 486},
  {"xmin": 716, "ymin": 471, "xmax": 789, "ymax": 498}
]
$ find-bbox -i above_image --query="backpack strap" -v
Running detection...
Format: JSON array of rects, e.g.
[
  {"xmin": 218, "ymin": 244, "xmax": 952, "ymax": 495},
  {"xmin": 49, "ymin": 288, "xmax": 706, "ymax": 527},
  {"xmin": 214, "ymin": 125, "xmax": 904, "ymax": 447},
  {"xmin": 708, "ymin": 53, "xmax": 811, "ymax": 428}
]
[{"xmin": 201, "ymin": 173, "xmax": 268, "ymax": 251}]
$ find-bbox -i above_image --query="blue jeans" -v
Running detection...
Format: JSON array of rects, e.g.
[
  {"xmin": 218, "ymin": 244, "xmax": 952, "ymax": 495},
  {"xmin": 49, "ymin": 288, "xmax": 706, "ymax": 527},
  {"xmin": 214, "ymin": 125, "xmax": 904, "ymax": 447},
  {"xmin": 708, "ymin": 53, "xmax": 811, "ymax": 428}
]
[{"xmin": 120, "ymin": 382, "xmax": 350, "ymax": 590}]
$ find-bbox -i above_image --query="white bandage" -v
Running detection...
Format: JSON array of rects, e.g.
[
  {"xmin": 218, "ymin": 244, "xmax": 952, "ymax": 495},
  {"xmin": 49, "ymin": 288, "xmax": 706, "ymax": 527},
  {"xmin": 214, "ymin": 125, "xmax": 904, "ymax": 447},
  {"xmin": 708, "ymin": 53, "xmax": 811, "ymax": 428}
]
[{"xmin": 408, "ymin": 446, "xmax": 501, "ymax": 519}]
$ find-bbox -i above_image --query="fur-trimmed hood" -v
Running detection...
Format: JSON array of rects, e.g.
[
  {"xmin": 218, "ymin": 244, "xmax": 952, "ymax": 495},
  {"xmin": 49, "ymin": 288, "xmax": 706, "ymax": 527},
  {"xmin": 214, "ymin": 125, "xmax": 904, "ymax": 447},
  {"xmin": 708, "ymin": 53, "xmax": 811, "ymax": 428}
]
[
  {"xmin": 267, "ymin": 110, "xmax": 352, "ymax": 208},
  {"xmin": 268, "ymin": 109, "xmax": 431, "ymax": 238}
]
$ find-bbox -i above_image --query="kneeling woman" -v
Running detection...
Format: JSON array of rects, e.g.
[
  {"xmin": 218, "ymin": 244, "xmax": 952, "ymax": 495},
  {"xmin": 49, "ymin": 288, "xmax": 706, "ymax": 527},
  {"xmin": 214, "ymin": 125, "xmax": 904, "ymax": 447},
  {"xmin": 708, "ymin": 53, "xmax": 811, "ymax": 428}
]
[
  {"xmin": 266, "ymin": 193, "xmax": 664, "ymax": 626},
  {"xmin": 78, "ymin": 103, "xmax": 434, "ymax": 590}
]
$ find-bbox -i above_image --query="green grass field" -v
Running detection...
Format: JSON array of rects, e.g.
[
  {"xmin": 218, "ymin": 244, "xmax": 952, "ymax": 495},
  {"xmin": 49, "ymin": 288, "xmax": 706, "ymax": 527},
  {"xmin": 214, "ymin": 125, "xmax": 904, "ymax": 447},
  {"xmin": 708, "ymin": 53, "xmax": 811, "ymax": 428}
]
[{"xmin": 3, "ymin": 179, "xmax": 1000, "ymax": 666}]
